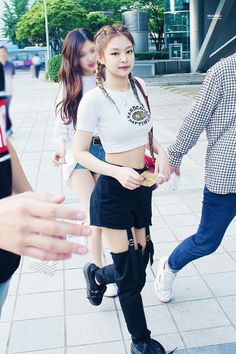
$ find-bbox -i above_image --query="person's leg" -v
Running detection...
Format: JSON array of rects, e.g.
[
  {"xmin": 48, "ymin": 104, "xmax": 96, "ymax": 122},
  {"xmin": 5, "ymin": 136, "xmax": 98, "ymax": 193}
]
[
  {"xmin": 92, "ymin": 227, "xmax": 170, "ymax": 353},
  {"xmin": 84, "ymin": 174, "xmax": 171, "ymax": 353},
  {"xmin": 91, "ymin": 228, "xmax": 151, "ymax": 343},
  {"xmin": 5, "ymin": 96, "xmax": 13, "ymax": 135},
  {"xmin": 35, "ymin": 65, "xmax": 39, "ymax": 78},
  {"xmin": 169, "ymin": 188, "xmax": 236, "ymax": 271},
  {"xmin": 71, "ymin": 169, "xmax": 103, "ymax": 267},
  {"xmin": 0, "ymin": 279, "xmax": 11, "ymax": 318},
  {"xmin": 156, "ymin": 187, "xmax": 236, "ymax": 303}
]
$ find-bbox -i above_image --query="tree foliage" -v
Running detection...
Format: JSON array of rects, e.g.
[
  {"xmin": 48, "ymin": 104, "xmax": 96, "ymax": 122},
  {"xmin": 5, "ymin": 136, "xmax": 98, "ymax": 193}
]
[
  {"xmin": 77, "ymin": 0, "xmax": 131, "ymax": 21},
  {"xmin": 15, "ymin": 0, "xmax": 164, "ymax": 54},
  {"xmin": 16, "ymin": 0, "xmax": 86, "ymax": 53},
  {"xmin": 2, "ymin": 0, "xmax": 30, "ymax": 47},
  {"xmin": 130, "ymin": 0, "xmax": 164, "ymax": 51},
  {"xmin": 16, "ymin": 0, "xmax": 115, "ymax": 53},
  {"xmin": 85, "ymin": 13, "xmax": 113, "ymax": 34},
  {"xmin": 78, "ymin": 0, "xmax": 164, "ymax": 50}
]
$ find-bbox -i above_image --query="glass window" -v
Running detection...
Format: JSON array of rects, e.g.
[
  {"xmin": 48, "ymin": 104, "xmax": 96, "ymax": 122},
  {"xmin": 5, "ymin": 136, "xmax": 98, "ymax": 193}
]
[
  {"xmin": 164, "ymin": 12, "xmax": 189, "ymax": 32},
  {"xmin": 164, "ymin": 0, "xmax": 189, "ymax": 12},
  {"xmin": 165, "ymin": 32, "xmax": 190, "ymax": 53}
]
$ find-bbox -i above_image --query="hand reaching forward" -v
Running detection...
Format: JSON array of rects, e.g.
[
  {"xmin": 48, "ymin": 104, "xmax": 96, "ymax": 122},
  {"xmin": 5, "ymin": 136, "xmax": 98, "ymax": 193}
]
[
  {"xmin": 0, "ymin": 192, "xmax": 92, "ymax": 260},
  {"xmin": 170, "ymin": 166, "xmax": 180, "ymax": 176},
  {"xmin": 154, "ymin": 149, "xmax": 171, "ymax": 185}
]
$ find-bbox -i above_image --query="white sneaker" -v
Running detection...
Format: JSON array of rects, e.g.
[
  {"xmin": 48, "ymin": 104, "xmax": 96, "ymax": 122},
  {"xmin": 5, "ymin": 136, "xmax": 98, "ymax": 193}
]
[
  {"xmin": 104, "ymin": 283, "xmax": 118, "ymax": 297},
  {"xmin": 154, "ymin": 256, "xmax": 176, "ymax": 303}
]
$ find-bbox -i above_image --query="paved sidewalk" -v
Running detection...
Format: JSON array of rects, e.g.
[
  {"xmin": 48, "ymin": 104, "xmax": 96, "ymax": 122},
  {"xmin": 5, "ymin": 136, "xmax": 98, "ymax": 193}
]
[
  {"xmin": 144, "ymin": 73, "xmax": 205, "ymax": 86},
  {"xmin": 0, "ymin": 71, "xmax": 235, "ymax": 354}
]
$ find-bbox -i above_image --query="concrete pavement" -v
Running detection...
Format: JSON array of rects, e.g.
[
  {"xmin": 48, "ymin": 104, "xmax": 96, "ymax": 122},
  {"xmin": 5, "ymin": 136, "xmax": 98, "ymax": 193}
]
[{"xmin": 0, "ymin": 71, "xmax": 235, "ymax": 354}]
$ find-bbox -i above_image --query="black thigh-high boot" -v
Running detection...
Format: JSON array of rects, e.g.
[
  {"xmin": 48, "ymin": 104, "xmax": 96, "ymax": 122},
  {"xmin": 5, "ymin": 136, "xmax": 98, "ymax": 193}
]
[
  {"xmin": 111, "ymin": 248, "xmax": 151, "ymax": 344},
  {"xmin": 126, "ymin": 228, "xmax": 173, "ymax": 354},
  {"xmin": 95, "ymin": 264, "xmax": 115, "ymax": 285},
  {"xmin": 83, "ymin": 262, "xmax": 115, "ymax": 306},
  {"xmin": 94, "ymin": 226, "xmax": 154, "ymax": 291}
]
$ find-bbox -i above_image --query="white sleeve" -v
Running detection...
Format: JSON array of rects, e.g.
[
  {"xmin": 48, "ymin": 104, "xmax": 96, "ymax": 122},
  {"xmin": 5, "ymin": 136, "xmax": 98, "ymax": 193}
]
[
  {"xmin": 53, "ymin": 116, "xmax": 71, "ymax": 143},
  {"xmin": 53, "ymin": 85, "xmax": 70, "ymax": 143},
  {"xmin": 76, "ymin": 91, "xmax": 99, "ymax": 132}
]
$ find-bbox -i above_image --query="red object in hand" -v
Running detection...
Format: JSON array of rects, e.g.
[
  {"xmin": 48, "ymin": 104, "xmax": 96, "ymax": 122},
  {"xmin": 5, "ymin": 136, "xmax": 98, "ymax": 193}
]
[
  {"xmin": 144, "ymin": 155, "xmax": 157, "ymax": 190},
  {"xmin": 144, "ymin": 155, "xmax": 155, "ymax": 173},
  {"xmin": 0, "ymin": 99, "xmax": 7, "ymax": 107}
]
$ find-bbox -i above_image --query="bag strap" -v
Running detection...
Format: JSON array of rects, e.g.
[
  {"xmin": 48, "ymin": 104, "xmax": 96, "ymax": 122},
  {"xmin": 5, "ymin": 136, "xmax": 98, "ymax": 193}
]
[
  {"xmin": 134, "ymin": 79, "xmax": 155, "ymax": 162},
  {"xmin": 134, "ymin": 79, "xmax": 151, "ymax": 113}
]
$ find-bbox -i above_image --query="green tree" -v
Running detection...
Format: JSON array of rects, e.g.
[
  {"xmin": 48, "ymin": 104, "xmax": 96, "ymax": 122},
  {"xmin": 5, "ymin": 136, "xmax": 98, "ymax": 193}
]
[
  {"xmin": 85, "ymin": 12, "xmax": 113, "ymax": 34},
  {"xmin": 77, "ymin": 0, "xmax": 164, "ymax": 51},
  {"xmin": 16, "ymin": 0, "xmax": 87, "ymax": 53},
  {"xmin": 131, "ymin": 0, "xmax": 164, "ymax": 51},
  {"xmin": 16, "ymin": 0, "xmax": 114, "ymax": 53},
  {"xmin": 2, "ymin": 0, "xmax": 29, "ymax": 47},
  {"xmin": 77, "ymin": 0, "xmax": 131, "ymax": 22}
]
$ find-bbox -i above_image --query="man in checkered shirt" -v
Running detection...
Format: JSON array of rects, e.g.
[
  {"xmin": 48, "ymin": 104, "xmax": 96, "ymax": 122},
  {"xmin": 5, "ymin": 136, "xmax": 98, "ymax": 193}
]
[{"xmin": 155, "ymin": 53, "xmax": 236, "ymax": 303}]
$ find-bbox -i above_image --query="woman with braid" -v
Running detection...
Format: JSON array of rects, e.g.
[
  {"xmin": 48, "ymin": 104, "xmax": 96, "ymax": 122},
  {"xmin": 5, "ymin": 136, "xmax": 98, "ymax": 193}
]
[
  {"xmin": 53, "ymin": 28, "xmax": 117, "ymax": 297},
  {"xmin": 74, "ymin": 25, "xmax": 174, "ymax": 354}
]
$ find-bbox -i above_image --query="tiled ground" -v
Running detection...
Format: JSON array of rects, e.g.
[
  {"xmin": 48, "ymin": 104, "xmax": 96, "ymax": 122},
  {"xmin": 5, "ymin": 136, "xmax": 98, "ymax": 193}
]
[{"xmin": 0, "ymin": 72, "xmax": 235, "ymax": 354}]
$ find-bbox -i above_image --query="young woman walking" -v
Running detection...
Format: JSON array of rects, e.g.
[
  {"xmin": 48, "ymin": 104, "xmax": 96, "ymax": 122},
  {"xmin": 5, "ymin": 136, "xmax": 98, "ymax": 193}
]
[
  {"xmin": 74, "ymin": 24, "xmax": 175, "ymax": 354},
  {"xmin": 53, "ymin": 28, "xmax": 117, "ymax": 297}
]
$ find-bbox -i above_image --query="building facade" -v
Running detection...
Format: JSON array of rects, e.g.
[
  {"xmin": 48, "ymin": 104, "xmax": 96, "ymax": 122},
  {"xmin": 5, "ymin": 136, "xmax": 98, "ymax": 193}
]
[
  {"xmin": 190, "ymin": 0, "xmax": 236, "ymax": 72},
  {"xmin": 164, "ymin": 0, "xmax": 236, "ymax": 72},
  {"xmin": 164, "ymin": 0, "xmax": 190, "ymax": 60}
]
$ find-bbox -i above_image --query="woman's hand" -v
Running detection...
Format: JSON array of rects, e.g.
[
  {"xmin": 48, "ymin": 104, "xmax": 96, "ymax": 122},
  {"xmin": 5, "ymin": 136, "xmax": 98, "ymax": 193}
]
[
  {"xmin": 52, "ymin": 141, "xmax": 66, "ymax": 166},
  {"xmin": 170, "ymin": 166, "xmax": 180, "ymax": 176},
  {"xmin": 154, "ymin": 149, "xmax": 171, "ymax": 185},
  {"xmin": 113, "ymin": 167, "xmax": 144, "ymax": 190}
]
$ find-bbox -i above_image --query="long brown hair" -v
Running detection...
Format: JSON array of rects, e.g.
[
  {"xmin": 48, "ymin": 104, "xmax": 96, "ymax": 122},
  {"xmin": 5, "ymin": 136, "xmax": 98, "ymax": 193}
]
[{"xmin": 56, "ymin": 28, "xmax": 94, "ymax": 128}]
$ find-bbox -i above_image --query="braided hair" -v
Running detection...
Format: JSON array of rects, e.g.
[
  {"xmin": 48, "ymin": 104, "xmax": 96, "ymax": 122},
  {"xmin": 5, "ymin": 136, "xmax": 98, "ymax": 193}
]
[
  {"xmin": 94, "ymin": 24, "xmax": 154, "ymax": 158},
  {"xmin": 95, "ymin": 61, "xmax": 118, "ymax": 111},
  {"xmin": 94, "ymin": 24, "xmax": 134, "ymax": 113}
]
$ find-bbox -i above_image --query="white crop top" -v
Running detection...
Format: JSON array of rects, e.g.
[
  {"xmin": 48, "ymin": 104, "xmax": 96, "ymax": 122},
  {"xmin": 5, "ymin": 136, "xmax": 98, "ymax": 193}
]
[{"xmin": 76, "ymin": 77, "xmax": 152, "ymax": 153}]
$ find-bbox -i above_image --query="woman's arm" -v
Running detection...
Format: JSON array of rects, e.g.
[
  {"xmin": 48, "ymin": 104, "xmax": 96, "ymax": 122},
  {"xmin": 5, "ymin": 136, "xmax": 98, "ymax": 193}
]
[
  {"xmin": 74, "ymin": 130, "xmax": 117, "ymax": 176},
  {"xmin": 7, "ymin": 138, "xmax": 33, "ymax": 193},
  {"xmin": 53, "ymin": 85, "xmax": 71, "ymax": 165},
  {"xmin": 74, "ymin": 130, "xmax": 143, "ymax": 190},
  {"xmin": 152, "ymin": 137, "xmax": 171, "ymax": 183}
]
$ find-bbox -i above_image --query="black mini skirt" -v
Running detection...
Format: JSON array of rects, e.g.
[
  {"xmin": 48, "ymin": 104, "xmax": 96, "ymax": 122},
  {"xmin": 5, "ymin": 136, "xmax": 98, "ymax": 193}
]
[{"xmin": 90, "ymin": 166, "xmax": 152, "ymax": 230}]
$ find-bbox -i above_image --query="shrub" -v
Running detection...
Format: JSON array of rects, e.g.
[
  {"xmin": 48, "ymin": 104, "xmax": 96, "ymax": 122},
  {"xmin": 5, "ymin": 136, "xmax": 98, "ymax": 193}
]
[
  {"xmin": 47, "ymin": 54, "xmax": 62, "ymax": 82},
  {"xmin": 135, "ymin": 51, "xmax": 169, "ymax": 60}
]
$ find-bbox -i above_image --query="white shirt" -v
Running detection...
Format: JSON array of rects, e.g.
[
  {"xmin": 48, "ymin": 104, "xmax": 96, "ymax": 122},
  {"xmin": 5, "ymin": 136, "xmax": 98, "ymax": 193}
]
[
  {"xmin": 77, "ymin": 77, "xmax": 152, "ymax": 153},
  {"xmin": 32, "ymin": 56, "xmax": 42, "ymax": 66},
  {"xmin": 53, "ymin": 75, "xmax": 96, "ymax": 187}
]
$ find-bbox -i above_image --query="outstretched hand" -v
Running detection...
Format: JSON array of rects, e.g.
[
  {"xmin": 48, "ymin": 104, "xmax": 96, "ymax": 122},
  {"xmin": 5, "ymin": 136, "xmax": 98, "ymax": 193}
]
[
  {"xmin": 0, "ymin": 192, "xmax": 92, "ymax": 260},
  {"xmin": 154, "ymin": 150, "xmax": 171, "ymax": 185},
  {"xmin": 170, "ymin": 166, "xmax": 180, "ymax": 176}
]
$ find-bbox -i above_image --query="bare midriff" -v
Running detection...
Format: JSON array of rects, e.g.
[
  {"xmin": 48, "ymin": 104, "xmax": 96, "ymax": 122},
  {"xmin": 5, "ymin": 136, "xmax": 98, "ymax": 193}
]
[{"xmin": 106, "ymin": 145, "xmax": 146, "ymax": 169}]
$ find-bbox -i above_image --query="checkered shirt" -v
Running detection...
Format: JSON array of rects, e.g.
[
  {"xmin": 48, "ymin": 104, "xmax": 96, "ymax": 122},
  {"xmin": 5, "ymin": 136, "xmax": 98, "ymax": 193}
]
[{"xmin": 168, "ymin": 53, "xmax": 236, "ymax": 194}]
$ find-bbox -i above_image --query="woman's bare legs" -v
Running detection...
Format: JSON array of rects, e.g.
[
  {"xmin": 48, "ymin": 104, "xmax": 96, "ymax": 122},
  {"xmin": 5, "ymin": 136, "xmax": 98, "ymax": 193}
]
[
  {"xmin": 102, "ymin": 227, "xmax": 146, "ymax": 252},
  {"xmin": 71, "ymin": 169, "xmax": 103, "ymax": 267}
]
